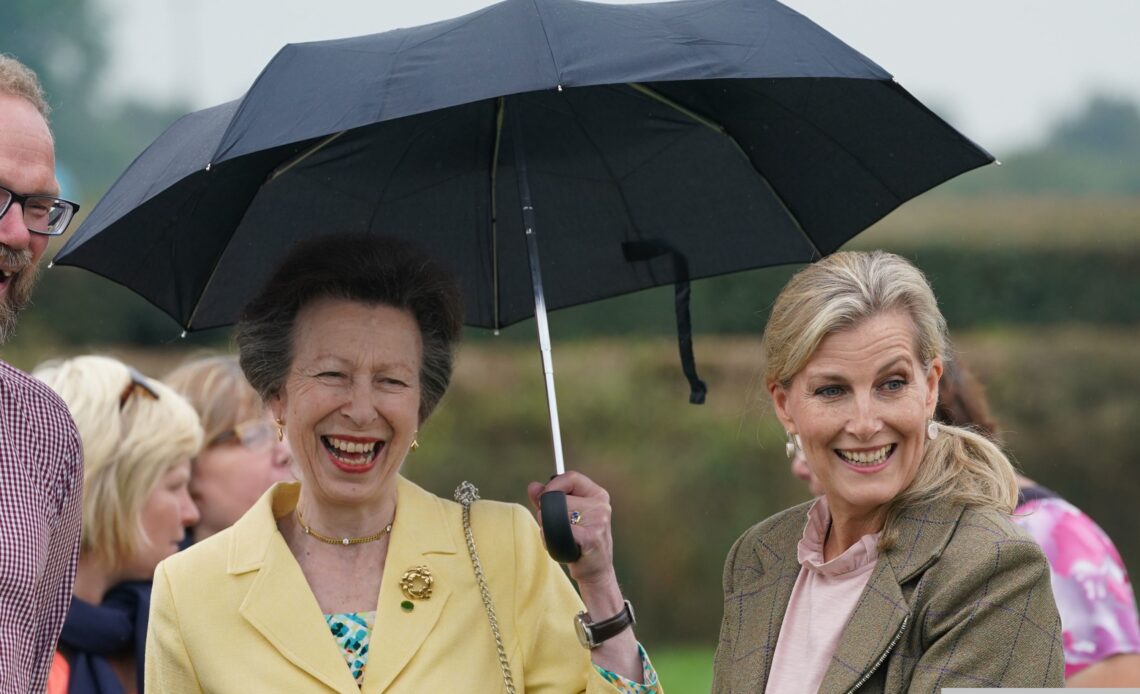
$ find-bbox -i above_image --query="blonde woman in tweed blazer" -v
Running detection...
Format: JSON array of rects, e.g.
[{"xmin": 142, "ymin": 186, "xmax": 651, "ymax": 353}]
[{"xmin": 712, "ymin": 251, "xmax": 1063, "ymax": 693}]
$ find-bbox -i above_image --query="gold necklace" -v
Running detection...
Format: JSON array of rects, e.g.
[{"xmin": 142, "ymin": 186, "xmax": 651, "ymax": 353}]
[{"xmin": 295, "ymin": 506, "xmax": 393, "ymax": 546}]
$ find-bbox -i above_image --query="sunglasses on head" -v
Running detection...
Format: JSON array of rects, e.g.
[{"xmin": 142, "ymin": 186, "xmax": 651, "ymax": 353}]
[
  {"xmin": 118, "ymin": 366, "xmax": 159, "ymax": 411},
  {"xmin": 209, "ymin": 418, "xmax": 275, "ymax": 452}
]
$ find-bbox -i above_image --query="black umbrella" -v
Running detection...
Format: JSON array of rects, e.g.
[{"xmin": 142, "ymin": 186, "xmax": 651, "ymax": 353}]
[{"xmin": 54, "ymin": 0, "xmax": 992, "ymax": 561}]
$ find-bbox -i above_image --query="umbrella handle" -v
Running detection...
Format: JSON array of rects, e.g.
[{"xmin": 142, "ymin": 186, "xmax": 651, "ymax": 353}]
[{"xmin": 539, "ymin": 490, "xmax": 582, "ymax": 563}]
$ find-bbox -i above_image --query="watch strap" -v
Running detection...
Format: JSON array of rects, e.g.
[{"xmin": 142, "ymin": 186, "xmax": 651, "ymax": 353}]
[{"xmin": 578, "ymin": 599, "xmax": 635, "ymax": 648}]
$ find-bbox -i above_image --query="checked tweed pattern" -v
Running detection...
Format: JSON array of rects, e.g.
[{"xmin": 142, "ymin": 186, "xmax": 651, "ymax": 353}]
[{"xmin": 712, "ymin": 497, "xmax": 1065, "ymax": 692}]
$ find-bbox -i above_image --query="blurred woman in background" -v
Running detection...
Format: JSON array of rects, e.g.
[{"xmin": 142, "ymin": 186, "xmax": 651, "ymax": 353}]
[
  {"xmin": 35, "ymin": 355, "xmax": 201, "ymax": 694},
  {"xmin": 936, "ymin": 354, "xmax": 1140, "ymax": 687},
  {"xmin": 165, "ymin": 355, "xmax": 293, "ymax": 545}
]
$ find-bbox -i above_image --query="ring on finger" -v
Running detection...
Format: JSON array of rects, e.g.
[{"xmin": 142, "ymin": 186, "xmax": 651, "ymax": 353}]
[{"xmin": 569, "ymin": 510, "xmax": 583, "ymax": 526}]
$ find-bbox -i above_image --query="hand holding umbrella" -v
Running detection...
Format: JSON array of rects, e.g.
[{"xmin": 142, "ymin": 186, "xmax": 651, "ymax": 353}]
[{"xmin": 529, "ymin": 471, "xmax": 642, "ymax": 677}]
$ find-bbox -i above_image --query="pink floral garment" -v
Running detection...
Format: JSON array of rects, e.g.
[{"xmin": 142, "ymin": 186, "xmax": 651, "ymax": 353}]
[{"xmin": 1013, "ymin": 496, "xmax": 1140, "ymax": 677}]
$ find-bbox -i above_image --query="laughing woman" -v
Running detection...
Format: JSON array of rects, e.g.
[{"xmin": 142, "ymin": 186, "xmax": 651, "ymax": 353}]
[
  {"xmin": 712, "ymin": 251, "xmax": 1063, "ymax": 693},
  {"xmin": 145, "ymin": 234, "xmax": 659, "ymax": 693}
]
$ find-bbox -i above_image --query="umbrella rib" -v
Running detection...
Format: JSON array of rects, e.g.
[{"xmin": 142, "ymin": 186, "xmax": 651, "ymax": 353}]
[
  {"xmin": 555, "ymin": 92, "xmax": 659, "ymax": 282},
  {"xmin": 627, "ymin": 83, "xmax": 727, "ymax": 135},
  {"xmin": 490, "ymin": 97, "xmax": 505, "ymax": 332},
  {"xmin": 268, "ymin": 131, "xmax": 348, "ymax": 181},
  {"xmin": 737, "ymin": 80, "xmax": 908, "ymax": 211},
  {"xmin": 528, "ymin": 0, "xmax": 563, "ymax": 82},
  {"xmin": 185, "ymin": 131, "xmax": 348, "ymax": 329},
  {"xmin": 629, "ymin": 82, "xmax": 823, "ymax": 259}
]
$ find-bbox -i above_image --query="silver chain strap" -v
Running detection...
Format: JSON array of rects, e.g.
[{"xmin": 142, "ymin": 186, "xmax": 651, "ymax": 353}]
[{"xmin": 454, "ymin": 481, "xmax": 516, "ymax": 694}]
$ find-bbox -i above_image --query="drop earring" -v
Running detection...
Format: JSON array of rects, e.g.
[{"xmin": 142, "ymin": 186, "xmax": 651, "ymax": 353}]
[
  {"xmin": 926, "ymin": 419, "xmax": 939, "ymax": 441},
  {"xmin": 785, "ymin": 431, "xmax": 798, "ymax": 459},
  {"xmin": 274, "ymin": 418, "xmax": 285, "ymax": 442}
]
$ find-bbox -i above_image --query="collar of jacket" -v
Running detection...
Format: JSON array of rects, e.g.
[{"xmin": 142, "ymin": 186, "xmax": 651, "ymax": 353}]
[
  {"xmin": 751, "ymin": 497, "xmax": 965, "ymax": 693},
  {"xmin": 227, "ymin": 476, "xmax": 461, "ymax": 693}
]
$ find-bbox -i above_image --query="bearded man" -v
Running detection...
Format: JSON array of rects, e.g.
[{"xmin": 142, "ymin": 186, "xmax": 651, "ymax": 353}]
[{"xmin": 0, "ymin": 53, "xmax": 84, "ymax": 694}]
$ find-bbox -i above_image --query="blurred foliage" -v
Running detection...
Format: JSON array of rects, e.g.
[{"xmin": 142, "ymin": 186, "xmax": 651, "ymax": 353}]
[
  {"xmin": 325, "ymin": 328, "xmax": 1140, "ymax": 647},
  {"xmin": 14, "ymin": 327, "xmax": 1140, "ymax": 650},
  {"xmin": 13, "ymin": 239, "xmax": 1140, "ymax": 354}
]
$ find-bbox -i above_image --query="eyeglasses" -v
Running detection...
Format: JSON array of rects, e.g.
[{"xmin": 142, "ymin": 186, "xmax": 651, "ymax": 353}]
[
  {"xmin": 0, "ymin": 184, "xmax": 80, "ymax": 237},
  {"xmin": 118, "ymin": 366, "xmax": 159, "ymax": 410},
  {"xmin": 209, "ymin": 418, "xmax": 275, "ymax": 452}
]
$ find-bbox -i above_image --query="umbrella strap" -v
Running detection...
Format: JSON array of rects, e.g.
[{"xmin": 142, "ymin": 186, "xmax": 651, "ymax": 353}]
[
  {"xmin": 454, "ymin": 481, "xmax": 517, "ymax": 694},
  {"xmin": 622, "ymin": 241, "xmax": 707, "ymax": 405}
]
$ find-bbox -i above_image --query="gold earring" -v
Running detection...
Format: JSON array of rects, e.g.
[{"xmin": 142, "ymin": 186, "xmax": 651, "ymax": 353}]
[
  {"xmin": 410, "ymin": 439, "xmax": 420, "ymax": 452},
  {"xmin": 274, "ymin": 418, "xmax": 285, "ymax": 442}
]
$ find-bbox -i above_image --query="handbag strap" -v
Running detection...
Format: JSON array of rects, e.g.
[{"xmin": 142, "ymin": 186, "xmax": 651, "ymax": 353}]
[{"xmin": 454, "ymin": 481, "xmax": 516, "ymax": 694}]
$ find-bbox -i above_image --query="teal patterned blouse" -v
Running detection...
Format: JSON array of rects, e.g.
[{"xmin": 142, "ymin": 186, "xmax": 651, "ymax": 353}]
[
  {"xmin": 325, "ymin": 611, "xmax": 375, "ymax": 686},
  {"xmin": 324, "ymin": 611, "xmax": 659, "ymax": 691}
]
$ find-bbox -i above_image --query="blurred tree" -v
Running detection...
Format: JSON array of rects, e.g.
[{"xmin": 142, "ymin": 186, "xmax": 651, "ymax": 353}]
[
  {"xmin": 944, "ymin": 94, "xmax": 1140, "ymax": 195},
  {"xmin": 1052, "ymin": 95, "xmax": 1140, "ymax": 156},
  {"xmin": 3, "ymin": 0, "xmax": 190, "ymax": 199}
]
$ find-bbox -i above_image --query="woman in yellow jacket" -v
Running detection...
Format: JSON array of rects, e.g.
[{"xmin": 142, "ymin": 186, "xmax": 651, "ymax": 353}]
[{"xmin": 146, "ymin": 234, "xmax": 660, "ymax": 693}]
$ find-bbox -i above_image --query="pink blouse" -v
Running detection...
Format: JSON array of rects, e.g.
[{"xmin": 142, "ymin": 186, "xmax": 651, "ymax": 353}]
[{"xmin": 765, "ymin": 498, "xmax": 881, "ymax": 694}]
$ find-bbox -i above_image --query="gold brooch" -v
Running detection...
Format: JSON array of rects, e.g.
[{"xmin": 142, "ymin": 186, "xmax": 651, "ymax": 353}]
[{"xmin": 400, "ymin": 565, "xmax": 434, "ymax": 601}]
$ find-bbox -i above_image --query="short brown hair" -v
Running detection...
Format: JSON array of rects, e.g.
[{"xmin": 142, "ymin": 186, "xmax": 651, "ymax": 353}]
[
  {"xmin": 235, "ymin": 234, "xmax": 464, "ymax": 423},
  {"xmin": 0, "ymin": 54, "xmax": 50, "ymax": 119}
]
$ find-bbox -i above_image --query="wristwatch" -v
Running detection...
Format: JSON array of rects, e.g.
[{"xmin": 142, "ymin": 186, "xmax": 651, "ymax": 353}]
[{"xmin": 574, "ymin": 600, "xmax": 636, "ymax": 649}]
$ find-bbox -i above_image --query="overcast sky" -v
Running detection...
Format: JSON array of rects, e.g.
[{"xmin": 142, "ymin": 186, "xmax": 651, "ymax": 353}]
[{"xmin": 101, "ymin": 0, "xmax": 1140, "ymax": 156}]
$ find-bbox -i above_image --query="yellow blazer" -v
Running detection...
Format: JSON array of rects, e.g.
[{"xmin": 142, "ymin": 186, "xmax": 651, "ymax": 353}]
[{"xmin": 146, "ymin": 477, "xmax": 631, "ymax": 693}]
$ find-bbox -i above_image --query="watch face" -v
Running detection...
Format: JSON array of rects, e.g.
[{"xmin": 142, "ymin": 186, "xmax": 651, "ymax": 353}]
[{"xmin": 574, "ymin": 613, "xmax": 594, "ymax": 648}]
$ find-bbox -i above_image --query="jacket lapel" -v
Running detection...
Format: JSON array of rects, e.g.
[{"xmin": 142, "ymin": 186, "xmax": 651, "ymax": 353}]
[
  {"xmin": 362, "ymin": 476, "xmax": 458, "ymax": 693},
  {"xmin": 233, "ymin": 483, "xmax": 359, "ymax": 692},
  {"xmin": 817, "ymin": 560, "xmax": 908, "ymax": 693},
  {"xmin": 819, "ymin": 500, "xmax": 964, "ymax": 693}
]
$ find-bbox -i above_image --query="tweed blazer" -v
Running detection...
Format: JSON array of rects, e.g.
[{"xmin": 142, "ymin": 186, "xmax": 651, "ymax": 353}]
[
  {"xmin": 712, "ymin": 498, "xmax": 1064, "ymax": 693},
  {"xmin": 146, "ymin": 477, "xmax": 648, "ymax": 693}
]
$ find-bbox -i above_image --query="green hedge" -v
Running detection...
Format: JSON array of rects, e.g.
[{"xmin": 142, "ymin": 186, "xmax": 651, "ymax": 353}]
[
  {"xmin": 10, "ymin": 246, "xmax": 1140, "ymax": 353},
  {"xmin": 535, "ymin": 246, "xmax": 1140, "ymax": 342}
]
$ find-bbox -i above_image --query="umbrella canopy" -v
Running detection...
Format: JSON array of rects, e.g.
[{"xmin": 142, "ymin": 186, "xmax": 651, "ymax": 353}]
[
  {"xmin": 54, "ymin": 0, "xmax": 993, "ymax": 561},
  {"xmin": 55, "ymin": 0, "xmax": 991, "ymax": 334}
]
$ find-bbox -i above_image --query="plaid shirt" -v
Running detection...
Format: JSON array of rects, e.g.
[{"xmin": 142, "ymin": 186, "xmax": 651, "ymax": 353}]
[{"xmin": 0, "ymin": 359, "xmax": 83, "ymax": 693}]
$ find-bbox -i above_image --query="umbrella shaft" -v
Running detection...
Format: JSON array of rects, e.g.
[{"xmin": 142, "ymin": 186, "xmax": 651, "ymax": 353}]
[
  {"xmin": 510, "ymin": 96, "xmax": 566, "ymax": 477},
  {"xmin": 526, "ymin": 226, "xmax": 566, "ymax": 476}
]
